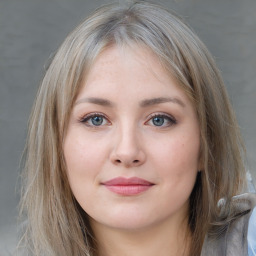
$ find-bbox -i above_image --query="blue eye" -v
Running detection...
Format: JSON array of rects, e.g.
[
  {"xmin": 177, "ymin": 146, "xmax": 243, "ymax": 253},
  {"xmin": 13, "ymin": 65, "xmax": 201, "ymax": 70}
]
[
  {"xmin": 91, "ymin": 116, "xmax": 104, "ymax": 126},
  {"xmin": 147, "ymin": 114, "xmax": 176, "ymax": 127},
  {"xmin": 80, "ymin": 114, "xmax": 109, "ymax": 127},
  {"xmin": 152, "ymin": 116, "xmax": 165, "ymax": 126}
]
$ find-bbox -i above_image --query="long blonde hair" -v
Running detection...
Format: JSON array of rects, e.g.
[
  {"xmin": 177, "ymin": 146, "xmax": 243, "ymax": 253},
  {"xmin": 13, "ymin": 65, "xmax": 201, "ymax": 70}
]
[{"xmin": 19, "ymin": 1, "xmax": 246, "ymax": 255}]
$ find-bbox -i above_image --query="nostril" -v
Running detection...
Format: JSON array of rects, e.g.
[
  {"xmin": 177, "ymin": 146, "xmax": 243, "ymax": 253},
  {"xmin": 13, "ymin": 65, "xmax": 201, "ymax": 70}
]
[{"xmin": 112, "ymin": 158, "xmax": 142, "ymax": 166}]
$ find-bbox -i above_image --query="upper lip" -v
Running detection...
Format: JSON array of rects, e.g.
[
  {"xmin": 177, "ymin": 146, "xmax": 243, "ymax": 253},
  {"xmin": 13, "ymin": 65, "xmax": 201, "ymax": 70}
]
[{"xmin": 102, "ymin": 177, "xmax": 154, "ymax": 186}]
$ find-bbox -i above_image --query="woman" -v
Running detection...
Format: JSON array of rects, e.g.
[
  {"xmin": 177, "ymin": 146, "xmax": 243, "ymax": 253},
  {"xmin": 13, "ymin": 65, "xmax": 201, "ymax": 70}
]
[{"xmin": 19, "ymin": 1, "xmax": 256, "ymax": 255}]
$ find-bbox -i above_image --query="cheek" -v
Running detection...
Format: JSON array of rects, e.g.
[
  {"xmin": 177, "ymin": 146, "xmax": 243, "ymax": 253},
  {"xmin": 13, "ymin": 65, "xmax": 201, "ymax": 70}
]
[
  {"xmin": 157, "ymin": 137, "xmax": 199, "ymax": 200},
  {"xmin": 63, "ymin": 132, "xmax": 105, "ymax": 184},
  {"xmin": 150, "ymin": 131, "xmax": 200, "ymax": 196},
  {"xmin": 156, "ymin": 135, "xmax": 200, "ymax": 171},
  {"xmin": 63, "ymin": 132, "xmax": 105, "ymax": 208}
]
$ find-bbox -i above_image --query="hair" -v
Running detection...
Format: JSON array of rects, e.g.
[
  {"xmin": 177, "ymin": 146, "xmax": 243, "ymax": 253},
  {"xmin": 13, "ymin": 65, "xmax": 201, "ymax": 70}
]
[{"xmin": 19, "ymin": 1, "xmax": 247, "ymax": 255}]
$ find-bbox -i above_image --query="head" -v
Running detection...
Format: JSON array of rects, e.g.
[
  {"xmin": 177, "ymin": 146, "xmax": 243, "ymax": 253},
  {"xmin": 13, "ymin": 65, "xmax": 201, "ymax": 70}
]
[{"xmin": 20, "ymin": 1, "xmax": 246, "ymax": 256}]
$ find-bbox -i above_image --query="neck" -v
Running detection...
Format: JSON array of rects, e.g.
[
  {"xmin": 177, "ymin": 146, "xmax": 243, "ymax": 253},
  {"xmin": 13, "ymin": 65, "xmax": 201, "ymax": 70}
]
[{"xmin": 90, "ymin": 216, "xmax": 191, "ymax": 256}]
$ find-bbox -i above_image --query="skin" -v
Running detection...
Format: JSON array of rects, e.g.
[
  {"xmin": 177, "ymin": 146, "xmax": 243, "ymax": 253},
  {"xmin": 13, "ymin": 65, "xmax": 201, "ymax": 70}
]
[{"xmin": 64, "ymin": 45, "xmax": 201, "ymax": 256}]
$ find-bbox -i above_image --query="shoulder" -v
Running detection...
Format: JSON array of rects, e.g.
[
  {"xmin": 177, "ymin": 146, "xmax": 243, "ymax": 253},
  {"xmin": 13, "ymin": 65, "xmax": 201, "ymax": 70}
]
[
  {"xmin": 248, "ymin": 205, "xmax": 256, "ymax": 256},
  {"xmin": 233, "ymin": 193, "xmax": 256, "ymax": 256},
  {"xmin": 202, "ymin": 193, "xmax": 256, "ymax": 256}
]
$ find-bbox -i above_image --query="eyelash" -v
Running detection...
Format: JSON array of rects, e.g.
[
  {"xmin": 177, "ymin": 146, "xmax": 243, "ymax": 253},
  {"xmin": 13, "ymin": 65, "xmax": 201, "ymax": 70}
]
[
  {"xmin": 145, "ymin": 113, "xmax": 177, "ymax": 128},
  {"xmin": 79, "ymin": 113, "xmax": 110, "ymax": 127},
  {"xmin": 79, "ymin": 113, "xmax": 177, "ymax": 128}
]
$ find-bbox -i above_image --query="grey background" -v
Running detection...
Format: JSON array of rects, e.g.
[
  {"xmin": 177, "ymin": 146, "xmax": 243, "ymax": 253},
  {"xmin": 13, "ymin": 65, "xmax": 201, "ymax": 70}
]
[{"xmin": 0, "ymin": 0, "xmax": 255, "ymax": 254}]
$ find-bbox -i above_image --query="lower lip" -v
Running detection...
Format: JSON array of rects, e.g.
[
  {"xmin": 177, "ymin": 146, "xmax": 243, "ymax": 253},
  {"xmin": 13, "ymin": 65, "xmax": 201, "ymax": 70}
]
[{"xmin": 104, "ymin": 185, "xmax": 153, "ymax": 196}]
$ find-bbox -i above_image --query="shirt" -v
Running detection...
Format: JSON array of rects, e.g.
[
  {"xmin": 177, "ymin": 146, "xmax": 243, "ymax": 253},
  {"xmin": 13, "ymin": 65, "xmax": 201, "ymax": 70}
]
[
  {"xmin": 248, "ymin": 207, "xmax": 256, "ymax": 256},
  {"xmin": 201, "ymin": 193, "xmax": 256, "ymax": 256}
]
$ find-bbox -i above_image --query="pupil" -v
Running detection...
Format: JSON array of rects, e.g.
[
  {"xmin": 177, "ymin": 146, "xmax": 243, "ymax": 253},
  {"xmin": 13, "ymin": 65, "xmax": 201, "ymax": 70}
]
[
  {"xmin": 153, "ymin": 117, "xmax": 164, "ymax": 126},
  {"xmin": 92, "ymin": 116, "xmax": 103, "ymax": 126}
]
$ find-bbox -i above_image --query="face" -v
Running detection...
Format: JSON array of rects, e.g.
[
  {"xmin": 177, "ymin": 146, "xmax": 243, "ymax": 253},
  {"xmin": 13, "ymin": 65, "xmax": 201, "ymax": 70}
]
[{"xmin": 64, "ymin": 45, "xmax": 201, "ymax": 232}]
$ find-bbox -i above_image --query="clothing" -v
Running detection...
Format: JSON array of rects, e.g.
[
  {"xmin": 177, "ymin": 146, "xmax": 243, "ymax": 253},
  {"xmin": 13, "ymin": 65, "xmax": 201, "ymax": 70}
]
[
  {"xmin": 201, "ymin": 193, "xmax": 256, "ymax": 256},
  {"xmin": 248, "ymin": 207, "xmax": 256, "ymax": 256}
]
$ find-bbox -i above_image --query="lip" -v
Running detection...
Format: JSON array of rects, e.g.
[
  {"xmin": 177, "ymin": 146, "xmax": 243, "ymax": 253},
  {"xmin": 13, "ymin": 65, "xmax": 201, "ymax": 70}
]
[{"xmin": 101, "ymin": 177, "xmax": 154, "ymax": 196}]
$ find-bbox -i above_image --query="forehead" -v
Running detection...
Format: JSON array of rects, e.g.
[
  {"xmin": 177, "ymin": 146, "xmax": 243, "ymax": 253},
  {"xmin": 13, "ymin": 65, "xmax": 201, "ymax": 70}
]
[
  {"xmin": 75, "ymin": 44, "xmax": 193, "ymax": 111},
  {"xmin": 89, "ymin": 44, "xmax": 162, "ymax": 76},
  {"xmin": 82, "ymin": 44, "xmax": 176, "ymax": 93}
]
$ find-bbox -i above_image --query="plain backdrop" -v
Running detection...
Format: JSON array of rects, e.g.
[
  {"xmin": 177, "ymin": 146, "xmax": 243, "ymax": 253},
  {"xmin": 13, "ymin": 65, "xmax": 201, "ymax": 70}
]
[{"xmin": 1, "ymin": 0, "xmax": 256, "ymax": 254}]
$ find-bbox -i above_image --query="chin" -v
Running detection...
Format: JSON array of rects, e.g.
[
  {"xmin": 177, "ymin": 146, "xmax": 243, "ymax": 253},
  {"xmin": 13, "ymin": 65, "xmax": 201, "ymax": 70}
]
[
  {"xmin": 103, "ymin": 219, "xmax": 153, "ymax": 231},
  {"xmin": 89, "ymin": 208, "xmax": 161, "ymax": 232}
]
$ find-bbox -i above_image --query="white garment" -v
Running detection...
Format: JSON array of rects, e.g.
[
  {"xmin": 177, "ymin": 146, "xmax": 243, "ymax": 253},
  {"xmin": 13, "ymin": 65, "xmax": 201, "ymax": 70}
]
[
  {"xmin": 201, "ymin": 193, "xmax": 256, "ymax": 256},
  {"xmin": 248, "ymin": 207, "xmax": 256, "ymax": 256}
]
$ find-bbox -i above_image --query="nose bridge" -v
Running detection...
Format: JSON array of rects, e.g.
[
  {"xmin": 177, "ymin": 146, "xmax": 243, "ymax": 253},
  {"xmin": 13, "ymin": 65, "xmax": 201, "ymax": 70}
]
[
  {"xmin": 116, "ymin": 122, "xmax": 139, "ymax": 155},
  {"xmin": 111, "ymin": 121, "xmax": 145, "ymax": 167}
]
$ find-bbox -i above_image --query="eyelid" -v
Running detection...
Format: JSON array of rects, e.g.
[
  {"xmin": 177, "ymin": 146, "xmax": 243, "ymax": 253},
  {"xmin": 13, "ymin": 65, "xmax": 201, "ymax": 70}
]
[
  {"xmin": 145, "ymin": 112, "xmax": 177, "ymax": 126},
  {"xmin": 77, "ymin": 112, "xmax": 176, "ymax": 127},
  {"xmin": 79, "ymin": 112, "xmax": 111, "ymax": 126}
]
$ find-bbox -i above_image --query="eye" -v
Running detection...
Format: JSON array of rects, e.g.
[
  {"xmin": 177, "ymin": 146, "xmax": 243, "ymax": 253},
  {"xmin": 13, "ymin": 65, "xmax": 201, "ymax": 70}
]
[
  {"xmin": 80, "ymin": 113, "xmax": 110, "ymax": 127},
  {"xmin": 146, "ymin": 114, "xmax": 176, "ymax": 127}
]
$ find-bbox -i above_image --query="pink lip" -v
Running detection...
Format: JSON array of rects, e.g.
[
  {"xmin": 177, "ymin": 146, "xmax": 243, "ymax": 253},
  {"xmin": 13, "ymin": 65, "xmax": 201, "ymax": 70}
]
[{"xmin": 102, "ymin": 177, "xmax": 154, "ymax": 196}]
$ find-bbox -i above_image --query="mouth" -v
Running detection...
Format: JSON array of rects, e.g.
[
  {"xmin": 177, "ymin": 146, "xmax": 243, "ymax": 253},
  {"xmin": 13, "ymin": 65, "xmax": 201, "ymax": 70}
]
[{"xmin": 101, "ymin": 177, "xmax": 155, "ymax": 196}]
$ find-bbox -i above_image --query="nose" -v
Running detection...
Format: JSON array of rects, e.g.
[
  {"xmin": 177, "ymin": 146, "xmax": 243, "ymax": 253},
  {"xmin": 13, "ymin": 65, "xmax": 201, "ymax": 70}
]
[{"xmin": 110, "ymin": 127, "xmax": 146, "ymax": 167}]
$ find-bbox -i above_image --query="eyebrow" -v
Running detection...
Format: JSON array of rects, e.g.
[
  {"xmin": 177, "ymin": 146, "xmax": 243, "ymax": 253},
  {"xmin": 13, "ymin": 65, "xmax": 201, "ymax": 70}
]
[
  {"xmin": 75, "ymin": 97, "xmax": 114, "ymax": 107},
  {"xmin": 140, "ymin": 97, "xmax": 185, "ymax": 108},
  {"xmin": 75, "ymin": 96, "xmax": 185, "ymax": 108}
]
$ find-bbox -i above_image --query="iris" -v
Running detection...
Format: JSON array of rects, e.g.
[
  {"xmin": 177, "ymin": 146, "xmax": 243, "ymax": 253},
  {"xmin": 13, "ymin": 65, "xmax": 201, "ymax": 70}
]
[
  {"xmin": 152, "ymin": 116, "xmax": 165, "ymax": 126},
  {"xmin": 91, "ymin": 116, "xmax": 103, "ymax": 126}
]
